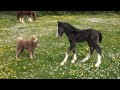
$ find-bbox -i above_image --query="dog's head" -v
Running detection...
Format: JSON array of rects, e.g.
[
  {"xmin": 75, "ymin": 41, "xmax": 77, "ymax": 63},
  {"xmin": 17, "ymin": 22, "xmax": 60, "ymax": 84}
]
[{"xmin": 31, "ymin": 35, "xmax": 38, "ymax": 47}]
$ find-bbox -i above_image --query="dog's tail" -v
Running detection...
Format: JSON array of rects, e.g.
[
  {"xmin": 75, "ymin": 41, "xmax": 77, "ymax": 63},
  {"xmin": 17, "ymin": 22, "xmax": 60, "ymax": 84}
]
[{"xmin": 97, "ymin": 31, "xmax": 102, "ymax": 43}]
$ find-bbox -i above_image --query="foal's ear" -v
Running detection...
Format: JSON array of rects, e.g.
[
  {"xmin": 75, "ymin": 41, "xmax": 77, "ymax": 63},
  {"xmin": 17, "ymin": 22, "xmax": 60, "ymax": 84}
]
[{"xmin": 58, "ymin": 21, "xmax": 62, "ymax": 25}]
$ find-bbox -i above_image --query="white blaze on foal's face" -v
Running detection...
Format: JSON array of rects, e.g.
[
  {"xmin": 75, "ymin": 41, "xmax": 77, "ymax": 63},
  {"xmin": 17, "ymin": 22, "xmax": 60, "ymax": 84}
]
[{"xmin": 56, "ymin": 26, "xmax": 58, "ymax": 37}]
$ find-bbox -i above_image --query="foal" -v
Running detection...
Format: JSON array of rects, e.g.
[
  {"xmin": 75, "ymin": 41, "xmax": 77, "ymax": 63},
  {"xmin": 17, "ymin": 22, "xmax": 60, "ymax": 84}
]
[
  {"xmin": 56, "ymin": 21, "xmax": 102, "ymax": 67},
  {"xmin": 17, "ymin": 11, "xmax": 36, "ymax": 24}
]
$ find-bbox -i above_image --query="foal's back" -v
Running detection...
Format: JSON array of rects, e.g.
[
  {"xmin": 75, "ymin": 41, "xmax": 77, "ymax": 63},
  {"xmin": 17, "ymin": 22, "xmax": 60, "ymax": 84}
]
[{"xmin": 75, "ymin": 29, "xmax": 99, "ymax": 42}]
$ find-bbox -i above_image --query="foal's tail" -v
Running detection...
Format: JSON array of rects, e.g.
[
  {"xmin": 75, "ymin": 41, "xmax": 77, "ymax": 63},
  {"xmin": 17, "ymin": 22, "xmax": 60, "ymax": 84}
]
[{"xmin": 97, "ymin": 31, "xmax": 102, "ymax": 43}]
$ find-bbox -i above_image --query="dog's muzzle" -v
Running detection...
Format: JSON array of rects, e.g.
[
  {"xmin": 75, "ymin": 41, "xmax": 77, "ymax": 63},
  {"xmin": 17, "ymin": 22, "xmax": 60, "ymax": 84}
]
[{"xmin": 33, "ymin": 42, "xmax": 38, "ymax": 47}]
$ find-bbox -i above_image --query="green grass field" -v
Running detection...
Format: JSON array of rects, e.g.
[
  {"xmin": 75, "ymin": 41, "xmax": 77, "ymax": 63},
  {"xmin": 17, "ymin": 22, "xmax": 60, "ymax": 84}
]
[{"xmin": 0, "ymin": 13, "xmax": 120, "ymax": 79}]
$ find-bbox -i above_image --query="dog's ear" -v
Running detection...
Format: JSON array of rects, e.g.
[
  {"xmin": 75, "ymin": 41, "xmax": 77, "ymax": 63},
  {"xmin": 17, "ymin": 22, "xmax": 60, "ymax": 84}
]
[
  {"xmin": 31, "ymin": 35, "xmax": 38, "ymax": 42},
  {"xmin": 31, "ymin": 34, "xmax": 37, "ymax": 37}
]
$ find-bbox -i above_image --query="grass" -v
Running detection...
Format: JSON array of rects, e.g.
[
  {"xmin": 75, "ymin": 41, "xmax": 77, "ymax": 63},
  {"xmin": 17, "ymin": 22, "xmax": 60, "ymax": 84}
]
[{"xmin": 0, "ymin": 13, "xmax": 120, "ymax": 79}]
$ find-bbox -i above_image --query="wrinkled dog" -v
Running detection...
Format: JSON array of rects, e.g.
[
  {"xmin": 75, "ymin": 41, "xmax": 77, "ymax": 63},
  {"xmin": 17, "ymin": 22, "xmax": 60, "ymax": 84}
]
[{"xmin": 16, "ymin": 35, "xmax": 38, "ymax": 59}]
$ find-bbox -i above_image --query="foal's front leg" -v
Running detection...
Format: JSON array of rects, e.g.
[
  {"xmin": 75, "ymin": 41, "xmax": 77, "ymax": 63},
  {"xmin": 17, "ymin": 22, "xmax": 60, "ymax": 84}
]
[
  {"xmin": 60, "ymin": 52, "xmax": 69, "ymax": 66},
  {"xmin": 60, "ymin": 43, "xmax": 75, "ymax": 66}
]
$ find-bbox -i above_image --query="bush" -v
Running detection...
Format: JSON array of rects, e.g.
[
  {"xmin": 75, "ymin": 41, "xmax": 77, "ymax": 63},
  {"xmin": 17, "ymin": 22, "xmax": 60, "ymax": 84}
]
[{"xmin": 0, "ymin": 11, "xmax": 120, "ymax": 16}]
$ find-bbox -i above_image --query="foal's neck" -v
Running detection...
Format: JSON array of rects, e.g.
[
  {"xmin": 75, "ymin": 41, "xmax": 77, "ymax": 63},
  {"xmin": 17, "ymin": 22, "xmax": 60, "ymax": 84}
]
[{"xmin": 64, "ymin": 28, "xmax": 75, "ymax": 38}]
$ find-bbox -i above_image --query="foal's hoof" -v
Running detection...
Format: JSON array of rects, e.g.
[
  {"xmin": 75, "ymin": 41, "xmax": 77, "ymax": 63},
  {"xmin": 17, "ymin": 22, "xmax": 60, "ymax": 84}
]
[
  {"xmin": 71, "ymin": 60, "xmax": 75, "ymax": 64},
  {"xmin": 94, "ymin": 64, "xmax": 100, "ymax": 67},
  {"xmin": 60, "ymin": 62, "xmax": 65, "ymax": 66},
  {"xmin": 81, "ymin": 60, "xmax": 86, "ymax": 63}
]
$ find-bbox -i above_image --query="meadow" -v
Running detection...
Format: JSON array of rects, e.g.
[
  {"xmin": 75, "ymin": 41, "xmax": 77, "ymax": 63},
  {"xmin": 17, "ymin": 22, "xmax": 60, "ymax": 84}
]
[{"xmin": 0, "ymin": 13, "xmax": 119, "ymax": 79}]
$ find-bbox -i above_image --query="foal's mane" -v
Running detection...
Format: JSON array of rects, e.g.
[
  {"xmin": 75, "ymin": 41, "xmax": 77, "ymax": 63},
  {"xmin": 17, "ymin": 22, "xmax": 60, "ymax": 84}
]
[{"xmin": 61, "ymin": 22, "xmax": 79, "ymax": 32}]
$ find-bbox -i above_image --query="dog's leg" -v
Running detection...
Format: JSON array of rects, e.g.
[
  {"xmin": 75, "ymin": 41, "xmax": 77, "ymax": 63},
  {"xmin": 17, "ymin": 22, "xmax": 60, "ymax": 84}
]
[
  {"xmin": 71, "ymin": 53, "xmax": 77, "ymax": 63},
  {"xmin": 16, "ymin": 49, "xmax": 22, "ymax": 59},
  {"xmin": 29, "ymin": 52, "xmax": 33, "ymax": 59},
  {"xmin": 29, "ymin": 50, "xmax": 33, "ymax": 59},
  {"xmin": 28, "ymin": 17, "xmax": 30, "ymax": 22}
]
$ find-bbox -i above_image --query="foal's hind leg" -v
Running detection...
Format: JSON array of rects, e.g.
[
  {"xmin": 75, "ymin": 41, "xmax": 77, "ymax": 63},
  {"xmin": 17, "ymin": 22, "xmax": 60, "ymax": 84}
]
[
  {"xmin": 71, "ymin": 47, "xmax": 77, "ymax": 64},
  {"xmin": 81, "ymin": 42, "xmax": 94, "ymax": 62},
  {"xmin": 94, "ymin": 43, "xmax": 101, "ymax": 67}
]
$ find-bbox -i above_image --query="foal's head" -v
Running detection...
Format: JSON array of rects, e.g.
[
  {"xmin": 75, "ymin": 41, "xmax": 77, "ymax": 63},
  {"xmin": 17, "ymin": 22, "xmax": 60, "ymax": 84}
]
[{"xmin": 56, "ymin": 21, "xmax": 65, "ymax": 38}]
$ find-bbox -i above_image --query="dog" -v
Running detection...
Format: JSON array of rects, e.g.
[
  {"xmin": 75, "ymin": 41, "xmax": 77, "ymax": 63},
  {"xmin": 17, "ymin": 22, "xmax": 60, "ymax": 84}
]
[{"xmin": 16, "ymin": 35, "xmax": 38, "ymax": 59}]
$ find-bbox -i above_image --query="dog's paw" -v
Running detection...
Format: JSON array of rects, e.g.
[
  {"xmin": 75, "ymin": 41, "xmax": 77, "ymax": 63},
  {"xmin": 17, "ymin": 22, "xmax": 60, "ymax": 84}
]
[{"xmin": 30, "ymin": 57, "xmax": 33, "ymax": 59}]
